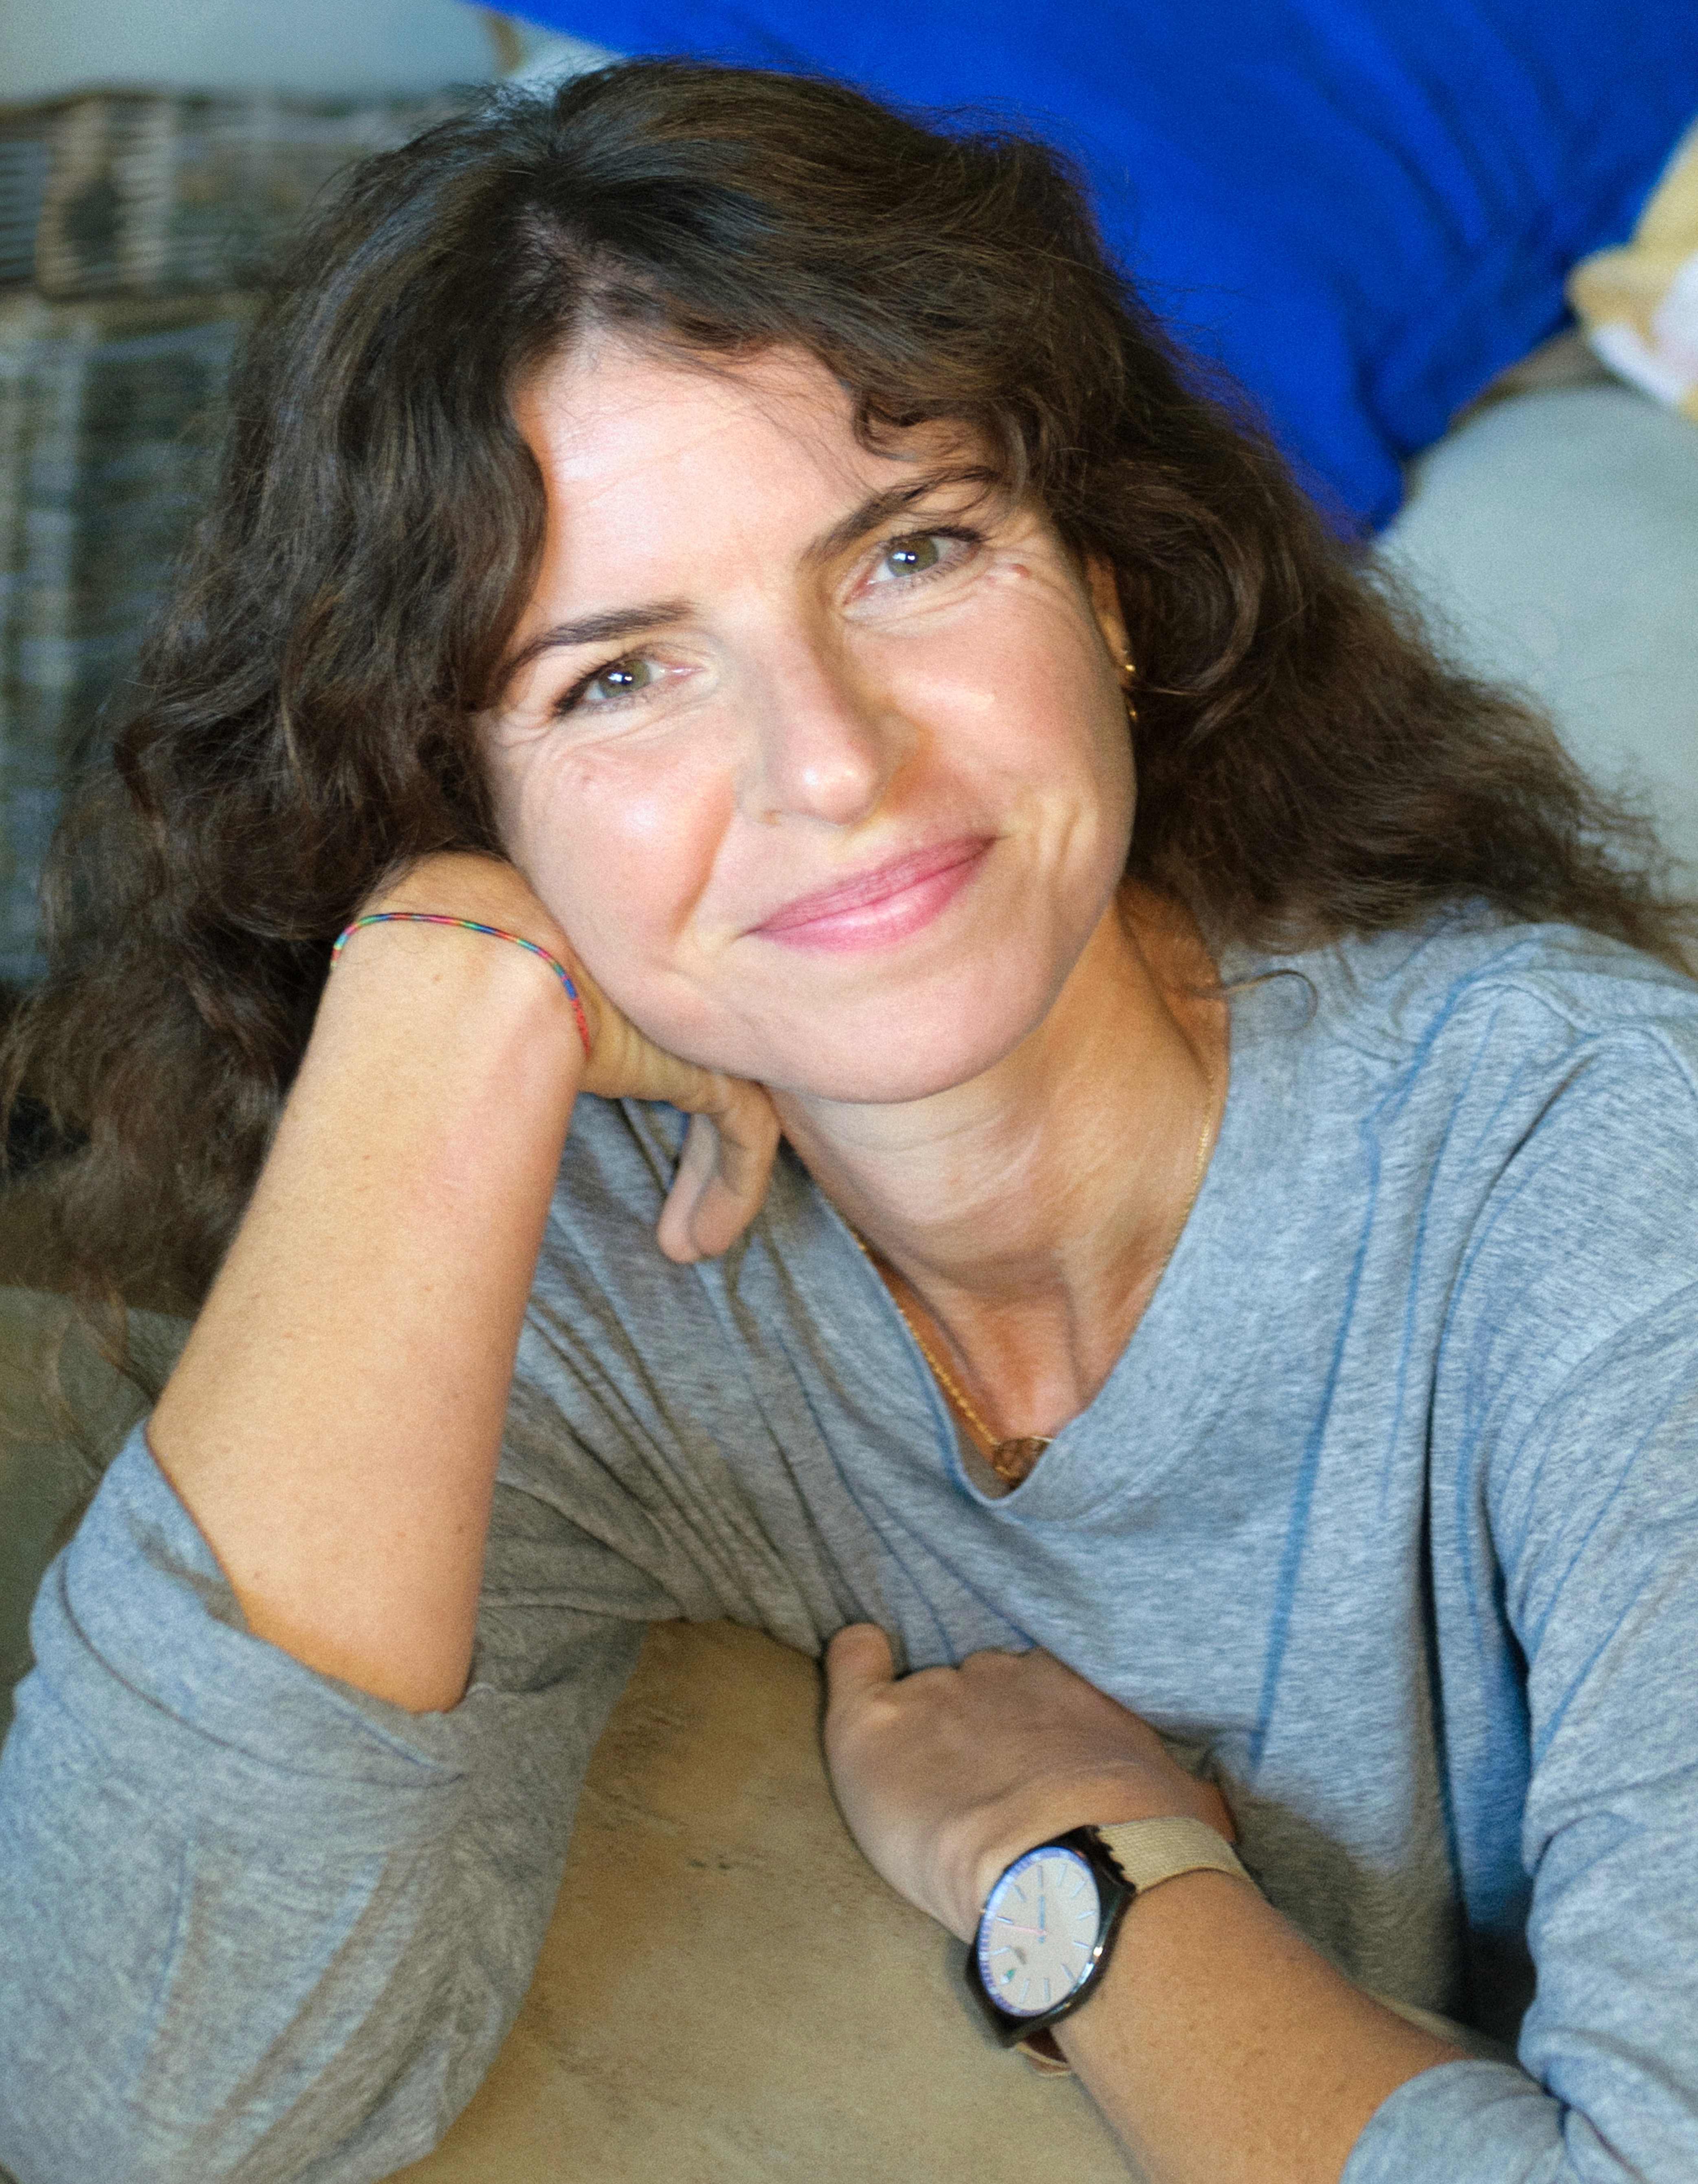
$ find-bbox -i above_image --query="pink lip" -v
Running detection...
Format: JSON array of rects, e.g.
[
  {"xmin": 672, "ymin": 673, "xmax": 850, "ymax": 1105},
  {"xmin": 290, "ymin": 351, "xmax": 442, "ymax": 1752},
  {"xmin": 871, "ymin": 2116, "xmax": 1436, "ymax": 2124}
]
[{"xmin": 754, "ymin": 837, "xmax": 990, "ymax": 952}]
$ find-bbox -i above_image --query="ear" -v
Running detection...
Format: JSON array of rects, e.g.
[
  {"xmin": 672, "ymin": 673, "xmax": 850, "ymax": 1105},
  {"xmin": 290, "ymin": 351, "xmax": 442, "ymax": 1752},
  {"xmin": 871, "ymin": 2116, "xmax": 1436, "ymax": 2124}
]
[{"xmin": 1084, "ymin": 554, "xmax": 1131, "ymax": 677}]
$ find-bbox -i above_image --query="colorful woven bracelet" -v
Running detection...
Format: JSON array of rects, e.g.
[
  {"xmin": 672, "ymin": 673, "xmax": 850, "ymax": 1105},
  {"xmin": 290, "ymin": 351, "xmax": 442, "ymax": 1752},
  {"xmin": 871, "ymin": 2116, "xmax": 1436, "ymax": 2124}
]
[{"xmin": 330, "ymin": 911, "xmax": 592, "ymax": 1059}]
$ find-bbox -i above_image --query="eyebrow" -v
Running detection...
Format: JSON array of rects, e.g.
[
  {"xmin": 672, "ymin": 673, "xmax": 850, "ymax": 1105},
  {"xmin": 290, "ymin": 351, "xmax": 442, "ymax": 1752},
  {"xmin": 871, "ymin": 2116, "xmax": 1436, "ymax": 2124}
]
[
  {"xmin": 799, "ymin": 475, "xmax": 979, "ymax": 569},
  {"xmin": 499, "ymin": 599, "xmax": 694, "ymax": 689},
  {"xmin": 497, "ymin": 468, "xmax": 996, "ymax": 692}
]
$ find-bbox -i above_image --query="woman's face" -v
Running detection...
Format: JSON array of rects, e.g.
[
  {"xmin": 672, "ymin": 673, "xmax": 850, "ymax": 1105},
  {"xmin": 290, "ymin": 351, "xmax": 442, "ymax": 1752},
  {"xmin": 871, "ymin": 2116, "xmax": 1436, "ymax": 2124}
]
[{"xmin": 488, "ymin": 338, "xmax": 1135, "ymax": 1104}]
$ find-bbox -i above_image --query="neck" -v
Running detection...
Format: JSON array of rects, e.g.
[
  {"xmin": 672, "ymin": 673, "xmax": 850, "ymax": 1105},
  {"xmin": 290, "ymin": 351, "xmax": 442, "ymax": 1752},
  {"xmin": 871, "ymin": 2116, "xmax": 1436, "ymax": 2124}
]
[{"xmin": 772, "ymin": 886, "xmax": 1227, "ymax": 1442}]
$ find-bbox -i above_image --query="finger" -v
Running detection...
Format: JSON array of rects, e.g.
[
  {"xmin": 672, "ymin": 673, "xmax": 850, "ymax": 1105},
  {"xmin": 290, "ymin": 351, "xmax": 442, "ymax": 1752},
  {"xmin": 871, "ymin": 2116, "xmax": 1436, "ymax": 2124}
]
[
  {"xmin": 654, "ymin": 1081, "xmax": 782, "ymax": 1263},
  {"xmin": 824, "ymin": 1622, "xmax": 897, "ymax": 1707},
  {"xmin": 654, "ymin": 1111, "xmax": 721, "ymax": 1264}
]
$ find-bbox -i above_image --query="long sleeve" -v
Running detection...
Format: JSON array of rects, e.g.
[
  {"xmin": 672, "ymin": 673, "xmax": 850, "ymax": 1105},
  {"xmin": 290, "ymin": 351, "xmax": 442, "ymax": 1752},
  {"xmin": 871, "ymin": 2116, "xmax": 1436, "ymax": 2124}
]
[
  {"xmin": 1346, "ymin": 1018, "xmax": 1698, "ymax": 2183},
  {"xmin": 1346, "ymin": 1312, "xmax": 1698, "ymax": 2180},
  {"xmin": 0, "ymin": 1426, "xmax": 646, "ymax": 2184}
]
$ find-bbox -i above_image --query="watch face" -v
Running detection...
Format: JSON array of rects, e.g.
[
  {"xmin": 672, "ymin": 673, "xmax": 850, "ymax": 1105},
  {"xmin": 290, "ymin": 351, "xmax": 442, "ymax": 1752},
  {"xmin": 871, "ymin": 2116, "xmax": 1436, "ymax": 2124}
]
[{"xmin": 976, "ymin": 1844, "xmax": 1103, "ymax": 2018}]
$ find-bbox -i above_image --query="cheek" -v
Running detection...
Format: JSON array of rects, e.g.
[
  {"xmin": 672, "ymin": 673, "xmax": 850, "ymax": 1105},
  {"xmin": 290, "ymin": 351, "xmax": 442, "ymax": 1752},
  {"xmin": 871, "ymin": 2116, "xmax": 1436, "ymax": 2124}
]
[
  {"xmin": 502, "ymin": 733, "xmax": 732, "ymax": 968},
  {"xmin": 916, "ymin": 598, "xmax": 1132, "ymax": 831}
]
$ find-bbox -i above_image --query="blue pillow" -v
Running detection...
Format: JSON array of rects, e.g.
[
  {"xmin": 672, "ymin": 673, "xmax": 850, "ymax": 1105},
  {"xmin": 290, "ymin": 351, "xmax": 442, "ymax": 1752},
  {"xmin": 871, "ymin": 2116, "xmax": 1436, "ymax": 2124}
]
[{"xmin": 495, "ymin": 0, "xmax": 1698, "ymax": 529}]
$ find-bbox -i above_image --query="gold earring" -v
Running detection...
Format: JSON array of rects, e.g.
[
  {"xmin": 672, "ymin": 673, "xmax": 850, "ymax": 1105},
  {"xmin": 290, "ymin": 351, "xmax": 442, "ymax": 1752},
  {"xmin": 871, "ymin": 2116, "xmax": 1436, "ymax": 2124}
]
[{"xmin": 1122, "ymin": 656, "xmax": 1138, "ymax": 724}]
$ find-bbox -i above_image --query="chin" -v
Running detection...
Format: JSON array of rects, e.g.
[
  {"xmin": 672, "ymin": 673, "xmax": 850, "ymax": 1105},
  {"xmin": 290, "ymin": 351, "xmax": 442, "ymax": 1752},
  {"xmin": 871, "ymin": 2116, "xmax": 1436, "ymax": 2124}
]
[
  {"xmin": 741, "ymin": 1004, "xmax": 1047, "ymax": 1107},
  {"xmin": 620, "ymin": 920, "xmax": 1090, "ymax": 1107}
]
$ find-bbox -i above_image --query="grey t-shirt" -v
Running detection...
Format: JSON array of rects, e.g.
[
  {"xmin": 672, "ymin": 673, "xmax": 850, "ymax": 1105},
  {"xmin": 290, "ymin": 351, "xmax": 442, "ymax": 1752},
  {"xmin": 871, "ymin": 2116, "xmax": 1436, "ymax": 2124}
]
[{"xmin": 3, "ymin": 913, "xmax": 1698, "ymax": 2182}]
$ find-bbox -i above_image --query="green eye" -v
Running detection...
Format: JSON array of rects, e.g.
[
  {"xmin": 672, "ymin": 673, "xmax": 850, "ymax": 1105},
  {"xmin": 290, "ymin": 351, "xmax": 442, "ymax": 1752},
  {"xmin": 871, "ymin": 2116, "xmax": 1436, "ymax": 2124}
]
[
  {"xmin": 587, "ymin": 656, "xmax": 655, "ymax": 703},
  {"xmin": 883, "ymin": 534, "xmax": 942, "ymax": 577}
]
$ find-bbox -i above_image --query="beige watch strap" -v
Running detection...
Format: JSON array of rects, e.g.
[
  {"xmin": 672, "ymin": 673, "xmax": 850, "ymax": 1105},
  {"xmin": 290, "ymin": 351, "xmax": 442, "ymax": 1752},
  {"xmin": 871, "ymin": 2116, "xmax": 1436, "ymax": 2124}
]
[
  {"xmin": 1015, "ymin": 1818, "xmax": 1254, "ymax": 2077},
  {"xmin": 1092, "ymin": 1815, "xmax": 1251, "ymax": 1895}
]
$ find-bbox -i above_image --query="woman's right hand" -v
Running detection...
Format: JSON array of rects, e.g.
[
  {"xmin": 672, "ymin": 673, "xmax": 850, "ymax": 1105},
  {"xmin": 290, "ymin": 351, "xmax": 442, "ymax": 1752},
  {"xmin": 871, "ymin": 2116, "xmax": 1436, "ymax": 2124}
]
[{"xmin": 364, "ymin": 851, "xmax": 781, "ymax": 1265}]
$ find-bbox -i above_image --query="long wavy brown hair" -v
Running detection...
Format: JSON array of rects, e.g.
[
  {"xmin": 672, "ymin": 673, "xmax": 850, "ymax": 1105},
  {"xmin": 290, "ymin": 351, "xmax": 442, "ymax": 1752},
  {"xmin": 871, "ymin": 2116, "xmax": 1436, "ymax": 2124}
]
[{"xmin": 5, "ymin": 58, "xmax": 1693, "ymax": 1322}]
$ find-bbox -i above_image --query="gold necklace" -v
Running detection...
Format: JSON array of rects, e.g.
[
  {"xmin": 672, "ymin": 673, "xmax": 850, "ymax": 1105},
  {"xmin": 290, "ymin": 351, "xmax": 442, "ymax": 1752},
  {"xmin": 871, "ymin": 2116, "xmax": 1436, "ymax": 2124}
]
[{"xmin": 851, "ymin": 1065, "xmax": 1219, "ymax": 1488}]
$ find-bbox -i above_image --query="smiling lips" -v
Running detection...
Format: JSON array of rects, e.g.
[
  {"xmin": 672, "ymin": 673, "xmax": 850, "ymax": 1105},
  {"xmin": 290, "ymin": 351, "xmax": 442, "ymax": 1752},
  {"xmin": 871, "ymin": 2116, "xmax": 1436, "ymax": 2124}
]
[{"xmin": 754, "ymin": 836, "xmax": 991, "ymax": 952}]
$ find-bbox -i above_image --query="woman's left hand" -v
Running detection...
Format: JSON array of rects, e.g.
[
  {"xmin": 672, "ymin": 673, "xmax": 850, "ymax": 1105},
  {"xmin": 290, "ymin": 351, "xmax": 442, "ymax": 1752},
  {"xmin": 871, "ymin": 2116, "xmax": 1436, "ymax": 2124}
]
[{"xmin": 823, "ymin": 1626, "xmax": 1235, "ymax": 1942}]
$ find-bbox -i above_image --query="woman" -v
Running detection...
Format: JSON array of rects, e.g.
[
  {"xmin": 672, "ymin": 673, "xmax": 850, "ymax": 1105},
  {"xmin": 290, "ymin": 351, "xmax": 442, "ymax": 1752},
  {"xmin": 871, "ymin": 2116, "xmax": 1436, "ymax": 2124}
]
[{"xmin": 2, "ymin": 59, "xmax": 1696, "ymax": 2184}]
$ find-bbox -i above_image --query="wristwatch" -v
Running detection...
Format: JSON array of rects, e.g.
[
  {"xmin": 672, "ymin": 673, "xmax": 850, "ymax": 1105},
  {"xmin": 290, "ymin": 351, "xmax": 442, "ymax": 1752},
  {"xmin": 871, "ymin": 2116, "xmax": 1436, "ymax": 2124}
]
[{"xmin": 967, "ymin": 1816, "xmax": 1252, "ymax": 2046}]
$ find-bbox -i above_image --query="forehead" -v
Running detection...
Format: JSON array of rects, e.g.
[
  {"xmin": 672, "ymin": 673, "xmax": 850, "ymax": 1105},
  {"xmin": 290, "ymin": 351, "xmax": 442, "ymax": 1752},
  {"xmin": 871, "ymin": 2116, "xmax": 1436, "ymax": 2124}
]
[{"xmin": 512, "ymin": 337, "xmax": 980, "ymax": 558}]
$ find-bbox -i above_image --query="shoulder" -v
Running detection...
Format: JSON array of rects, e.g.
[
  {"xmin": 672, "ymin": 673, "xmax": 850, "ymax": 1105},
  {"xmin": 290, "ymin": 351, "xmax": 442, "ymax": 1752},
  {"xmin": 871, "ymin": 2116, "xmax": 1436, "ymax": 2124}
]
[
  {"xmin": 1232, "ymin": 915, "xmax": 1698, "ymax": 1153},
  {"xmin": 1232, "ymin": 913, "xmax": 1698, "ymax": 1394},
  {"xmin": 1305, "ymin": 909, "xmax": 1698, "ymax": 1204},
  {"xmin": 1280, "ymin": 911, "xmax": 1698, "ymax": 1078},
  {"xmin": 1311, "ymin": 922, "xmax": 1698, "ymax": 1445}
]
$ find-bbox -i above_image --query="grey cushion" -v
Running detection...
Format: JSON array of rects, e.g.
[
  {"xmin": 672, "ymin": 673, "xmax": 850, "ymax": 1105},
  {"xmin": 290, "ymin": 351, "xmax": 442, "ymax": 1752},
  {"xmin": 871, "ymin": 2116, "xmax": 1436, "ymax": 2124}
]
[{"xmin": 1379, "ymin": 383, "xmax": 1698, "ymax": 880}]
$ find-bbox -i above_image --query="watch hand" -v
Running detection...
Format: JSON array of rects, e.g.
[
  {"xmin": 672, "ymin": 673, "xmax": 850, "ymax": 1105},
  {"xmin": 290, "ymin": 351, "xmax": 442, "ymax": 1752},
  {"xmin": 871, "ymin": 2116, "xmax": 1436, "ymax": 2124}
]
[{"xmin": 994, "ymin": 1920, "xmax": 1049, "ymax": 1938}]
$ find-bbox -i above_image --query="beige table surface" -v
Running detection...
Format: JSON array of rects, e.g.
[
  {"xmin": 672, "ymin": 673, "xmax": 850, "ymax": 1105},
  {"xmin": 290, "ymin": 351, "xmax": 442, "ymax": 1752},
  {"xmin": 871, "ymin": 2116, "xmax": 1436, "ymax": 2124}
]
[{"xmin": 395, "ymin": 1619, "xmax": 1146, "ymax": 2184}]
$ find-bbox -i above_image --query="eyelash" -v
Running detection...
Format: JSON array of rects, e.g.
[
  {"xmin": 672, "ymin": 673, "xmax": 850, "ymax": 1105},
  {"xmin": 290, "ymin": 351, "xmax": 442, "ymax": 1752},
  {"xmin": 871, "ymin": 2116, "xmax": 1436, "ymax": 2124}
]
[
  {"xmin": 868, "ymin": 524, "xmax": 982, "ymax": 587},
  {"xmin": 552, "ymin": 524, "xmax": 983, "ymax": 719}
]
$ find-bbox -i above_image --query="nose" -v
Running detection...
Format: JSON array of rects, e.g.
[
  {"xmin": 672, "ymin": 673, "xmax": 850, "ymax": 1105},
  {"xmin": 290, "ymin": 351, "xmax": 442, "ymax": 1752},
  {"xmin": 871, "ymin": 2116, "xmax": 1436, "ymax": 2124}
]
[{"xmin": 737, "ymin": 638, "xmax": 906, "ymax": 829}]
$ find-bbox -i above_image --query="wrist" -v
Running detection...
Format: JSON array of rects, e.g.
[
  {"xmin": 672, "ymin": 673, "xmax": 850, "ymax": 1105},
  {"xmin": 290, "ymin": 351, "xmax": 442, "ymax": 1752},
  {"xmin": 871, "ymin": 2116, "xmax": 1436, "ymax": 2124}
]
[
  {"xmin": 961, "ymin": 1768, "xmax": 1231, "ymax": 1937},
  {"xmin": 354, "ymin": 850, "xmax": 593, "ymax": 1044},
  {"xmin": 325, "ymin": 904, "xmax": 588, "ymax": 1073}
]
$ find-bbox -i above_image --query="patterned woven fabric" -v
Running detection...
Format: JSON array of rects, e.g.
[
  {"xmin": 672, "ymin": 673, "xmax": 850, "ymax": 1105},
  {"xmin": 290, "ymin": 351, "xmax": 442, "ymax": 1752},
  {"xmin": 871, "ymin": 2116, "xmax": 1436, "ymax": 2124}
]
[
  {"xmin": 1, "ymin": 90, "xmax": 452, "ymax": 297},
  {"xmin": 0, "ymin": 112, "xmax": 53, "ymax": 289},
  {"xmin": 0, "ymin": 289, "xmax": 251, "ymax": 980},
  {"xmin": 0, "ymin": 88, "xmax": 453, "ymax": 982}
]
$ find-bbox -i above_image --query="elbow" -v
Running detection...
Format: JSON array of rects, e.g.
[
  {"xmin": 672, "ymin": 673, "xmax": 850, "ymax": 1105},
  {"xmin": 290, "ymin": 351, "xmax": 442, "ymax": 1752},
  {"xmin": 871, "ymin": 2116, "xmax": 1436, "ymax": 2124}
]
[
  {"xmin": 0, "ymin": 1953, "xmax": 511, "ymax": 2184},
  {"xmin": 0, "ymin": 2076, "xmax": 464, "ymax": 2184}
]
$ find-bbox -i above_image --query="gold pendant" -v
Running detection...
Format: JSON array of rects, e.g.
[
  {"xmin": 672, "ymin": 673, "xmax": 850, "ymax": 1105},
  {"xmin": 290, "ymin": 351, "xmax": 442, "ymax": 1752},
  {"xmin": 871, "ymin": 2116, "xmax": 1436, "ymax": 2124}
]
[{"xmin": 986, "ymin": 1435, "xmax": 1053, "ymax": 1486}]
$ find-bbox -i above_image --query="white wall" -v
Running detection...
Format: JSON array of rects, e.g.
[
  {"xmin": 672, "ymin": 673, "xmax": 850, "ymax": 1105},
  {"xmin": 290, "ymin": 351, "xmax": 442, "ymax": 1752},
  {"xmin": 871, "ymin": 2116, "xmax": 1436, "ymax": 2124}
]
[{"xmin": 1, "ymin": 0, "xmax": 502, "ymax": 101}]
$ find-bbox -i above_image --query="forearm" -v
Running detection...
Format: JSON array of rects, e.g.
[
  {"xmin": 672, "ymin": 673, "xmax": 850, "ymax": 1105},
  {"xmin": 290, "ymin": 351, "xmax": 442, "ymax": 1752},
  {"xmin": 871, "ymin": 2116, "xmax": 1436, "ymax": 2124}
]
[
  {"xmin": 824, "ymin": 1634, "xmax": 1471, "ymax": 2184},
  {"xmin": 151, "ymin": 918, "xmax": 581, "ymax": 1713},
  {"xmin": 0, "ymin": 1430, "xmax": 642, "ymax": 2184},
  {"xmin": 1056, "ymin": 1869, "xmax": 1464, "ymax": 2184}
]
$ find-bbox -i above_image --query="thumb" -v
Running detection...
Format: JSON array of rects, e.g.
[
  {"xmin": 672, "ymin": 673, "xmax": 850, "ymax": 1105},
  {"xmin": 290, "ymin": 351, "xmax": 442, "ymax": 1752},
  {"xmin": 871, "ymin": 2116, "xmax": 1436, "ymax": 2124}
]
[
  {"xmin": 825, "ymin": 1622, "xmax": 897, "ymax": 1708},
  {"xmin": 654, "ymin": 1080, "xmax": 781, "ymax": 1265}
]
